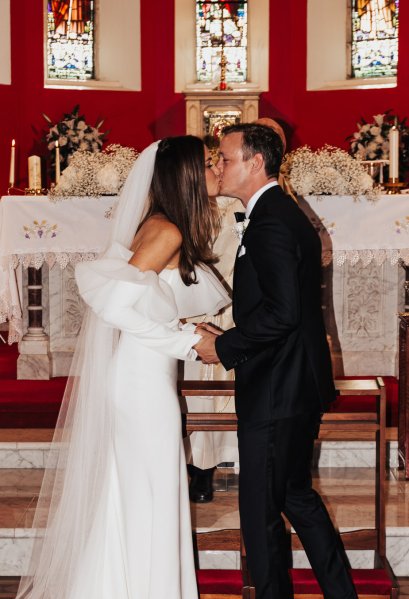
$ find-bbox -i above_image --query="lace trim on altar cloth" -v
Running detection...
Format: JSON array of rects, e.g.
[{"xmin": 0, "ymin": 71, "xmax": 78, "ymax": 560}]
[
  {"xmin": 0, "ymin": 297, "xmax": 23, "ymax": 344},
  {"xmin": 7, "ymin": 249, "xmax": 409, "ymax": 269},
  {"xmin": 10, "ymin": 252, "xmax": 100, "ymax": 270},
  {"xmin": 322, "ymin": 249, "xmax": 409, "ymax": 267}
]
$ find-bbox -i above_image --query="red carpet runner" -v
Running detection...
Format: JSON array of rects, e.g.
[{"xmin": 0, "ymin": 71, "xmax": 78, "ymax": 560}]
[
  {"xmin": 196, "ymin": 568, "xmax": 393, "ymax": 595},
  {"xmin": 0, "ymin": 336, "xmax": 67, "ymax": 428}
]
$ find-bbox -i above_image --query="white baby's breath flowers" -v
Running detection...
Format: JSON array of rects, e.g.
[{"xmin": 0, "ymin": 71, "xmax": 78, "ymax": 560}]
[
  {"xmin": 49, "ymin": 144, "xmax": 139, "ymax": 200},
  {"xmin": 281, "ymin": 145, "xmax": 379, "ymax": 201},
  {"xmin": 96, "ymin": 163, "xmax": 121, "ymax": 194}
]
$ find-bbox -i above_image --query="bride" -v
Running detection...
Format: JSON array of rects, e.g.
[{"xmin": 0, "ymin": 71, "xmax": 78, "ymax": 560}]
[{"xmin": 17, "ymin": 136, "xmax": 230, "ymax": 599}]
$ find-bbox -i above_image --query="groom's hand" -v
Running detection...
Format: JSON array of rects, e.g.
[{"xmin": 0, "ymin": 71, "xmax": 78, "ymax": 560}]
[
  {"xmin": 194, "ymin": 328, "xmax": 220, "ymax": 364},
  {"xmin": 195, "ymin": 322, "xmax": 223, "ymax": 336}
]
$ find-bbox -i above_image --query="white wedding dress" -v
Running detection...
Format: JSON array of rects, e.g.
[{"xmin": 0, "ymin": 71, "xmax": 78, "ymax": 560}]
[{"xmin": 67, "ymin": 241, "xmax": 230, "ymax": 599}]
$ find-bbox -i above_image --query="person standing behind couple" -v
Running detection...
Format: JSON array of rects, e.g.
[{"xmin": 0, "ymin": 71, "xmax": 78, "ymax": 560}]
[{"xmin": 194, "ymin": 123, "xmax": 358, "ymax": 599}]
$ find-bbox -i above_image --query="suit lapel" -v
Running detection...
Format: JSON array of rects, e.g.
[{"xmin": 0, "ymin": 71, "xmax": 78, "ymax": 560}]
[
  {"xmin": 247, "ymin": 184, "xmax": 281, "ymax": 222},
  {"xmin": 231, "ymin": 186, "xmax": 282, "ymax": 322}
]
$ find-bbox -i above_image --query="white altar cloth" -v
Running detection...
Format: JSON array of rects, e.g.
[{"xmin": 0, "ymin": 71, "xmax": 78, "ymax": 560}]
[
  {"xmin": 299, "ymin": 194, "xmax": 409, "ymax": 266},
  {"xmin": 0, "ymin": 195, "xmax": 116, "ymax": 341},
  {"xmin": 0, "ymin": 195, "xmax": 115, "ymax": 268},
  {"xmin": 1, "ymin": 193, "xmax": 409, "ymax": 346}
]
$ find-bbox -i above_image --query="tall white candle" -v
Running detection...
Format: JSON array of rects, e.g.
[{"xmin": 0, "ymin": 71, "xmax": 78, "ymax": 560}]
[
  {"xmin": 28, "ymin": 156, "xmax": 42, "ymax": 190},
  {"xmin": 389, "ymin": 125, "xmax": 400, "ymax": 182},
  {"xmin": 9, "ymin": 139, "xmax": 15, "ymax": 187},
  {"xmin": 55, "ymin": 140, "xmax": 61, "ymax": 184}
]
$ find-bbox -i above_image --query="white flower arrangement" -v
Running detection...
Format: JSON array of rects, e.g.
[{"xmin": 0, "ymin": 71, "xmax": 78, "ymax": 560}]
[
  {"xmin": 281, "ymin": 145, "xmax": 379, "ymax": 201},
  {"xmin": 48, "ymin": 144, "xmax": 139, "ymax": 200},
  {"xmin": 43, "ymin": 105, "xmax": 108, "ymax": 174},
  {"xmin": 348, "ymin": 111, "xmax": 409, "ymax": 180},
  {"xmin": 349, "ymin": 113, "xmax": 389, "ymax": 160}
]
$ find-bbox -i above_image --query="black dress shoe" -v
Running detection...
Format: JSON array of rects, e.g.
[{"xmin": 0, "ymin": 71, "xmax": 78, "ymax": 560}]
[{"xmin": 188, "ymin": 466, "xmax": 215, "ymax": 503}]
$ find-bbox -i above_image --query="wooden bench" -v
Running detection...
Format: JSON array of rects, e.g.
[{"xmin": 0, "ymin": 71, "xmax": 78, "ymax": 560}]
[{"xmin": 398, "ymin": 313, "xmax": 409, "ymax": 478}]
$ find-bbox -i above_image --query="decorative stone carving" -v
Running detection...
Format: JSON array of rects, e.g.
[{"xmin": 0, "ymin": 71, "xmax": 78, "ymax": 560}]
[
  {"xmin": 343, "ymin": 261, "xmax": 383, "ymax": 338},
  {"xmin": 48, "ymin": 264, "xmax": 85, "ymax": 376},
  {"xmin": 63, "ymin": 271, "xmax": 85, "ymax": 337},
  {"xmin": 324, "ymin": 260, "xmax": 404, "ymax": 376}
]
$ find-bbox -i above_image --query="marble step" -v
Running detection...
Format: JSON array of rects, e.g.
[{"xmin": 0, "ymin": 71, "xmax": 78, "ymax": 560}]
[
  {"xmin": 0, "ymin": 467, "xmax": 407, "ymax": 577},
  {"xmin": 0, "ymin": 439, "xmax": 399, "ymax": 469},
  {"xmin": 194, "ymin": 530, "xmax": 409, "ymax": 577},
  {"xmin": 1, "ymin": 526, "xmax": 407, "ymax": 577}
]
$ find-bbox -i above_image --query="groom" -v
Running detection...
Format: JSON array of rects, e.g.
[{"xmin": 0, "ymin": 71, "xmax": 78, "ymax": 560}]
[{"xmin": 195, "ymin": 124, "xmax": 357, "ymax": 599}]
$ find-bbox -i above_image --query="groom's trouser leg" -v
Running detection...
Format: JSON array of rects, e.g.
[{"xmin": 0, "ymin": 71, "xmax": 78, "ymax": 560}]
[
  {"xmin": 237, "ymin": 413, "xmax": 358, "ymax": 599},
  {"xmin": 283, "ymin": 412, "xmax": 358, "ymax": 599},
  {"xmin": 238, "ymin": 419, "xmax": 293, "ymax": 599}
]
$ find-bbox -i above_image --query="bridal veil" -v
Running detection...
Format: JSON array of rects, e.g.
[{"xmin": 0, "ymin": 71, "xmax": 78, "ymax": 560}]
[{"xmin": 16, "ymin": 142, "xmax": 160, "ymax": 599}]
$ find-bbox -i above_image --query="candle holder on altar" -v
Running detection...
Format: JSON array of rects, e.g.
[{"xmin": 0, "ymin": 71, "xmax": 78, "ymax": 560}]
[
  {"xmin": 24, "ymin": 188, "xmax": 47, "ymax": 196},
  {"xmin": 360, "ymin": 159, "xmax": 389, "ymax": 185},
  {"xmin": 7, "ymin": 185, "xmax": 26, "ymax": 196},
  {"xmin": 383, "ymin": 180, "xmax": 406, "ymax": 194}
]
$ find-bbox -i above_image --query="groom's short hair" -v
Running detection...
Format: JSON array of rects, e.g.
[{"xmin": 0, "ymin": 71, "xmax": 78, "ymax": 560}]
[{"xmin": 221, "ymin": 123, "xmax": 284, "ymax": 178}]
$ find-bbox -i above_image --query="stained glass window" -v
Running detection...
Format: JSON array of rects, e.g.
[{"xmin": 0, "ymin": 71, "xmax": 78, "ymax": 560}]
[
  {"xmin": 196, "ymin": 1, "xmax": 247, "ymax": 84},
  {"xmin": 47, "ymin": 1, "xmax": 95, "ymax": 81},
  {"xmin": 351, "ymin": 0, "xmax": 399, "ymax": 79}
]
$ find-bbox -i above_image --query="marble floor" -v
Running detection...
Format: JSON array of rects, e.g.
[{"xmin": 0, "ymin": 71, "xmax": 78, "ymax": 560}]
[
  {"xmin": 0, "ymin": 466, "xmax": 408, "ymax": 596},
  {"xmin": 2, "ymin": 466, "xmax": 405, "ymax": 531},
  {"xmin": 193, "ymin": 466, "xmax": 409, "ymax": 531}
]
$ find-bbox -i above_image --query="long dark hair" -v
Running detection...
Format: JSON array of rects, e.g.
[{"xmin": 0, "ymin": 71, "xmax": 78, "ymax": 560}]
[{"xmin": 142, "ymin": 135, "xmax": 219, "ymax": 286}]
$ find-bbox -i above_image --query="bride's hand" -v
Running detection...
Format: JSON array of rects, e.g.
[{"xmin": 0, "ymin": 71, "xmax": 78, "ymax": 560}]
[{"xmin": 195, "ymin": 322, "xmax": 223, "ymax": 336}]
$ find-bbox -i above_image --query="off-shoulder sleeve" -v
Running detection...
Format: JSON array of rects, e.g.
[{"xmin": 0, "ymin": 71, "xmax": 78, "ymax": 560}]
[
  {"xmin": 75, "ymin": 245, "xmax": 201, "ymax": 360},
  {"xmin": 171, "ymin": 264, "xmax": 231, "ymax": 319}
]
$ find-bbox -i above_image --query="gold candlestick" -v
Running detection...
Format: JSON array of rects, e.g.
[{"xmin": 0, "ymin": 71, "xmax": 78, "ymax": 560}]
[
  {"xmin": 218, "ymin": 52, "xmax": 228, "ymax": 91},
  {"xmin": 383, "ymin": 181, "xmax": 405, "ymax": 194},
  {"xmin": 213, "ymin": 5, "xmax": 232, "ymax": 91}
]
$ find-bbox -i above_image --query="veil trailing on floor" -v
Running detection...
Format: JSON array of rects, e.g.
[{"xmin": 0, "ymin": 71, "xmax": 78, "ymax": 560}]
[{"xmin": 16, "ymin": 141, "xmax": 160, "ymax": 599}]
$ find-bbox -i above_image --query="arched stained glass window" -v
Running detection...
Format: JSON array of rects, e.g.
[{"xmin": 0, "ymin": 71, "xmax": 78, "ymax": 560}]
[
  {"xmin": 47, "ymin": 0, "xmax": 95, "ymax": 81},
  {"xmin": 196, "ymin": 1, "xmax": 248, "ymax": 84},
  {"xmin": 351, "ymin": 0, "xmax": 399, "ymax": 78}
]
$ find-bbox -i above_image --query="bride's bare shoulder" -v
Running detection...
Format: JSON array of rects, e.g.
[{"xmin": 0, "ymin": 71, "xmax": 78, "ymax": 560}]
[
  {"xmin": 129, "ymin": 214, "xmax": 182, "ymax": 272},
  {"xmin": 131, "ymin": 214, "xmax": 181, "ymax": 248},
  {"xmin": 138, "ymin": 214, "xmax": 182, "ymax": 244}
]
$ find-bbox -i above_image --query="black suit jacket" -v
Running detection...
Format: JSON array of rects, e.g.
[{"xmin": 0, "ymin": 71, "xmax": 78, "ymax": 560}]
[{"xmin": 215, "ymin": 185, "xmax": 336, "ymax": 422}]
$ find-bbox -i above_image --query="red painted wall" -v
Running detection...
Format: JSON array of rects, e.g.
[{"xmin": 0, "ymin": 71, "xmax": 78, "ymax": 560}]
[
  {"xmin": 264, "ymin": 1, "xmax": 409, "ymax": 151},
  {"xmin": 1, "ymin": 0, "xmax": 408, "ymax": 193}
]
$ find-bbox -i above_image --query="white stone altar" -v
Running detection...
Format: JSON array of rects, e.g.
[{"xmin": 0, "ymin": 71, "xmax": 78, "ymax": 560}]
[
  {"xmin": 0, "ymin": 195, "xmax": 115, "ymax": 378},
  {"xmin": 0, "ymin": 193, "xmax": 408, "ymax": 379},
  {"xmin": 298, "ymin": 194, "xmax": 409, "ymax": 376}
]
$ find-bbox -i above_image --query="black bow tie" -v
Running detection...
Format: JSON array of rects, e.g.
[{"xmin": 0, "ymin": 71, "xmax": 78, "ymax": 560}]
[{"xmin": 234, "ymin": 212, "xmax": 246, "ymax": 223}]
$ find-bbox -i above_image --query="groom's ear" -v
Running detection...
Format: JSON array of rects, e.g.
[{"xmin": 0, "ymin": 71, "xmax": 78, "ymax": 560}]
[{"xmin": 250, "ymin": 152, "xmax": 265, "ymax": 174}]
